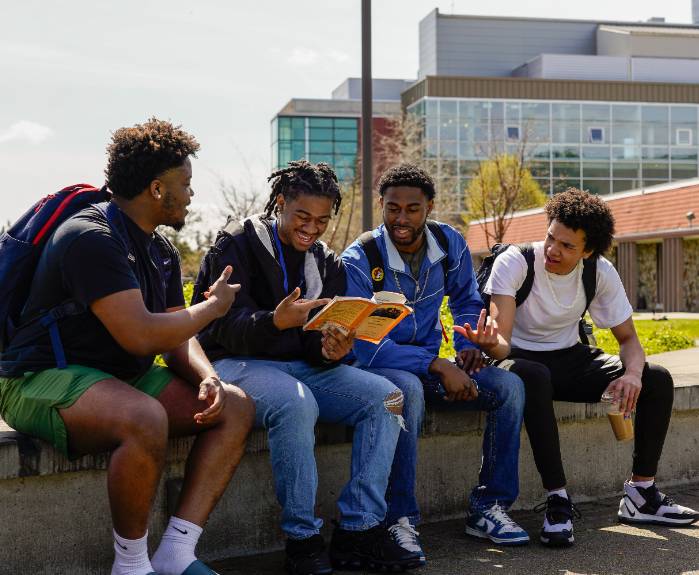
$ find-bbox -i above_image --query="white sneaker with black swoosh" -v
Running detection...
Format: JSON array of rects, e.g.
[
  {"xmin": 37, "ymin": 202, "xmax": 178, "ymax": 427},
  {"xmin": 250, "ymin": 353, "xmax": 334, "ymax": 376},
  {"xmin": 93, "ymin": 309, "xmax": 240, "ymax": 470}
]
[{"xmin": 618, "ymin": 481, "xmax": 699, "ymax": 526}]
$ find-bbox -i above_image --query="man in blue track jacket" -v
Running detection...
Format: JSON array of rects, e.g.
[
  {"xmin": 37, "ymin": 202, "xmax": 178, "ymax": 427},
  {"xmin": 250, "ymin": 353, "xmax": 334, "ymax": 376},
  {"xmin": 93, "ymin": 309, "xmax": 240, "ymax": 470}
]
[{"xmin": 341, "ymin": 164, "xmax": 528, "ymax": 562}]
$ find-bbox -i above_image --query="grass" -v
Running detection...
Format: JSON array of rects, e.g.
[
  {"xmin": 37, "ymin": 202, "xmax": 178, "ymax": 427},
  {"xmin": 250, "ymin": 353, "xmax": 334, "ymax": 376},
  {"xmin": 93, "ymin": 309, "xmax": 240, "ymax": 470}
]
[
  {"xmin": 179, "ymin": 284, "xmax": 696, "ymax": 359},
  {"xmin": 438, "ymin": 298, "xmax": 698, "ymax": 358}
]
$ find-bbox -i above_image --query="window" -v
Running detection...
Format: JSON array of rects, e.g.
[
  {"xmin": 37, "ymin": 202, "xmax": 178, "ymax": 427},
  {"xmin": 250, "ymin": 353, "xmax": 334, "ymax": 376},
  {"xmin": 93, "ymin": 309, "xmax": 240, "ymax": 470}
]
[
  {"xmin": 588, "ymin": 127, "xmax": 605, "ymax": 144},
  {"xmin": 676, "ymin": 128, "xmax": 693, "ymax": 146},
  {"xmin": 506, "ymin": 125, "xmax": 520, "ymax": 142}
]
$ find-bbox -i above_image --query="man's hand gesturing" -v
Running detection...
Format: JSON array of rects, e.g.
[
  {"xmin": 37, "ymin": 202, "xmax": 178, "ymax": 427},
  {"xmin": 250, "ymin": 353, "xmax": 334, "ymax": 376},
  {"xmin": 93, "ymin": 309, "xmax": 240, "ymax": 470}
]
[
  {"xmin": 203, "ymin": 265, "xmax": 241, "ymax": 317},
  {"xmin": 273, "ymin": 287, "xmax": 331, "ymax": 331}
]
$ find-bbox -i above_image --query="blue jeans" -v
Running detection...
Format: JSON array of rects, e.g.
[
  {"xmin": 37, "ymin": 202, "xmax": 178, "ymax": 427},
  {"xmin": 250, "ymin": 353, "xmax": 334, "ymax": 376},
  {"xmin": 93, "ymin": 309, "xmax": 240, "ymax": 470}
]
[
  {"xmin": 366, "ymin": 365, "xmax": 524, "ymax": 522},
  {"xmin": 214, "ymin": 358, "xmax": 402, "ymax": 539}
]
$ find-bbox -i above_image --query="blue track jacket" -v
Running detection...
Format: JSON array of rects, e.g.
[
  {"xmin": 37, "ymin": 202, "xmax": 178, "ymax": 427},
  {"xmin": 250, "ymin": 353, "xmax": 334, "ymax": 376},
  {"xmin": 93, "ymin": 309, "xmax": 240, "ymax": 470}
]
[{"xmin": 341, "ymin": 222, "xmax": 484, "ymax": 377}]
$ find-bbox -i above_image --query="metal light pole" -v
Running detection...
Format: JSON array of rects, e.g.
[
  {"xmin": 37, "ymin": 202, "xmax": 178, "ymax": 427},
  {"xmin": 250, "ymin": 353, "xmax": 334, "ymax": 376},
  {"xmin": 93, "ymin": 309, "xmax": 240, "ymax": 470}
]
[{"xmin": 361, "ymin": 0, "xmax": 373, "ymax": 231}]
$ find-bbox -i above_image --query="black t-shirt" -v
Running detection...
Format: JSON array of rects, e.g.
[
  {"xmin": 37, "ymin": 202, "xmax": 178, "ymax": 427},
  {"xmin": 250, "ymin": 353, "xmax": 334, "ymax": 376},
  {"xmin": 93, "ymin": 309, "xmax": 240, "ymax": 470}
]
[
  {"xmin": 2, "ymin": 204, "xmax": 184, "ymax": 379},
  {"xmin": 280, "ymin": 241, "xmax": 307, "ymax": 295}
]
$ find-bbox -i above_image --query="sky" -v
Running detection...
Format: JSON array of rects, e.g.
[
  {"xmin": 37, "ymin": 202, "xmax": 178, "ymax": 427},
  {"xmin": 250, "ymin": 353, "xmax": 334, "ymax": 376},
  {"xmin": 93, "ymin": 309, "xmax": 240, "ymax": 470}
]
[{"xmin": 0, "ymin": 0, "xmax": 694, "ymax": 226}]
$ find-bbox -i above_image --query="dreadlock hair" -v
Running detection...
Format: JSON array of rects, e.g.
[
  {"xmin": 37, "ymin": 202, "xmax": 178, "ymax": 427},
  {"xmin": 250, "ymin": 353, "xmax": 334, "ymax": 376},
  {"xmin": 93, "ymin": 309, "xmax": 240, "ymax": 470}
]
[
  {"xmin": 264, "ymin": 160, "xmax": 342, "ymax": 218},
  {"xmin": 545, "ymin": 187, "xmax": 615, "ymax": 257},
  {"xmin": 377, "ymin": 163, "xmax": 435, "ymax": 200},
  {"xmin": 105, "ymin": 117, "xmax": 200, "ymax": 199}
]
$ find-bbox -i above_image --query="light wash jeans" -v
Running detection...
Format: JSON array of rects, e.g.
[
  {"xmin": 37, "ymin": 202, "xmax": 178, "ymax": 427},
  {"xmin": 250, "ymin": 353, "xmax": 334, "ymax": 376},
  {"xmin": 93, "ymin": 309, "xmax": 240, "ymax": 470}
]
[
  {"xmin": 365, "ymin": 365, "xmax": 525, "ymax": 523},
  {"xmin": 214, "ymin": 358, "xmax": 402, "ymax": 540}
]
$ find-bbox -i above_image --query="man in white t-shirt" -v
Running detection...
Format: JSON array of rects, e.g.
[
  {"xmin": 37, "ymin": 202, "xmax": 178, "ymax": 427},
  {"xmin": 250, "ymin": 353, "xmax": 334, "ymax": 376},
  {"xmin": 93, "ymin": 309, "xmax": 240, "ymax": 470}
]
[{"xmin": 470, "ymin": 188, "xmax": 698, "ymax": 547}]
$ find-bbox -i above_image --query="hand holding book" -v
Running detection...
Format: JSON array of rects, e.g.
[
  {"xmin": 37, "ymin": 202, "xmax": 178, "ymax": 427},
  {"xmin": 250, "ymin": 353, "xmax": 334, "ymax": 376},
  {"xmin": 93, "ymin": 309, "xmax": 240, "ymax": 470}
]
[
  {"xmin": 321, "ymin": 324, "xmax": 356, "ymax": 361},
  {"xmin": 303, "ymin": 291, "xmax": 412, "ymax": 344}
]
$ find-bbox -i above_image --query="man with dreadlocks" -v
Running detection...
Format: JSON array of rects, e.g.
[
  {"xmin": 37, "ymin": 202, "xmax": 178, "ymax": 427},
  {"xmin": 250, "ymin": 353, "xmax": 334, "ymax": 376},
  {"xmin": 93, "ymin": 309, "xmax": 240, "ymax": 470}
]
[{"xmin": 193, "ymin": 160, "xmax": 422, "ymax": 574}]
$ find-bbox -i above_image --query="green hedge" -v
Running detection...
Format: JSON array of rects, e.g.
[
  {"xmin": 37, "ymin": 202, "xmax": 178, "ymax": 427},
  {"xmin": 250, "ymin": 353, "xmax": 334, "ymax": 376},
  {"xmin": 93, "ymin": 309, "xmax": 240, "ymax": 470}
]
[{"xmin": 438, "ymin": 298, "xmax": 697, "ymax": 359}]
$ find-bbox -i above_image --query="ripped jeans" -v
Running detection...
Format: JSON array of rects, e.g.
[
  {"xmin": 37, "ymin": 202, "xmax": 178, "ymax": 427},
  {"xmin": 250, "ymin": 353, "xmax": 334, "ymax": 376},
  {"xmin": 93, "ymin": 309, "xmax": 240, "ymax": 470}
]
[
  {"xmin": 366, "ymin": 365, "xmax": 525, "ymax": 521},
  {"xmin": 213, "ymin": 358, "xmax": 402, "ymax": 539}
]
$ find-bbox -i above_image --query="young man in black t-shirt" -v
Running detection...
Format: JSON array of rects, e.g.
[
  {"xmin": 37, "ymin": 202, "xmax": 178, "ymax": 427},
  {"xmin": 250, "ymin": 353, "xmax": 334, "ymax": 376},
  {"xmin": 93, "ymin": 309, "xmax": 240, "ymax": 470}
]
[{"xmin": 0, "ymin": 119, "xmax": 253, "ymax": 575}]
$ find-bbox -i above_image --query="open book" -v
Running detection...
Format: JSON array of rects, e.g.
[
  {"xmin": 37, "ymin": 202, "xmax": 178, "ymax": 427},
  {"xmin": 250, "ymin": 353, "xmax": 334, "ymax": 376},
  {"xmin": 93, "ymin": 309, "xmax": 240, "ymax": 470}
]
[{"xmin": 303, "ymin": 291, "xmax": 412, "ymax": 344}]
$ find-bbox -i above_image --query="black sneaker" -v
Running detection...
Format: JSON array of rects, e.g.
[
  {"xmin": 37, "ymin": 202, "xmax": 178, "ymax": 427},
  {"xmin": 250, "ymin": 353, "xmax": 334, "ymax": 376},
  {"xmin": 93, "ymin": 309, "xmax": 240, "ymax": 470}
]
[
  {"xmin": 329, "ymin": 524, "xmax": 423, "ymax": 571},
  {"xmin": 285, "ymin": 534, "xmax": 333, "ymax": 575},
  {"xmin": 533, "ymin": 494, "xmax": 581, "ymax": 547},
  {"xmin": 618, "ymin": 481, "xmax": 699, "ymax": 527}
]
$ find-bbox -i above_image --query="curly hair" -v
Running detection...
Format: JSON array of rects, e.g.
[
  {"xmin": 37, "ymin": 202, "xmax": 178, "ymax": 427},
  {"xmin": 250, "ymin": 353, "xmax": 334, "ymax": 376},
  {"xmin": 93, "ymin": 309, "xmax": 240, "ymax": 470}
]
[
  {"xmin": 264, "ymin": 160, "xmax": 342, "ymax": 217},
  {"xmin": 545, "ymin": 188, "xmax": 615, "ymax": 257},
  {"xmin": 105, "ymin": 118, "xmax": 200, "ymax": 199},
  {"xmin": 377, "ymin": 163, "xmax": 435, "ymax": 200}
]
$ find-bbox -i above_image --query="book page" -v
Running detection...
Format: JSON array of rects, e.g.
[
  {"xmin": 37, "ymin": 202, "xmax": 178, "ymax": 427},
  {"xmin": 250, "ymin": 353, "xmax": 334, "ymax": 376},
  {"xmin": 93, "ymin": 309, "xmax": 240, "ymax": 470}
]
[
  {"xmin": 355, "ymin": 303, "xmax": 411, "ymax": 344},
  {"xmin": 303, "ymin": 297, "xmax": 374, "ymax": 332}
]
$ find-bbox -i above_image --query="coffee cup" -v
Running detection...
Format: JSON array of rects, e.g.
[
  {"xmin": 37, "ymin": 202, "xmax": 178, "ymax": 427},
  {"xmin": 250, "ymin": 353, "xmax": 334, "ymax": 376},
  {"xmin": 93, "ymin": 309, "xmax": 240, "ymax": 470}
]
[{"xmin": 601, "ymin": 391, "xmax": 634, "ymax": 442}]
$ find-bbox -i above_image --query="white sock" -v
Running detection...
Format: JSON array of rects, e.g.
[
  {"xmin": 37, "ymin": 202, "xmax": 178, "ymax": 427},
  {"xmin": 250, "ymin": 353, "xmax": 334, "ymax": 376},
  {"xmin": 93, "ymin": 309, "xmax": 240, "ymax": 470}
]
[
  {"xmin": 548, "ymin": 488, "xmax": 568, "ymax": 499},
  {"xmin": 111, "ymin": 530, "xmax": 154, "ymax": 575},
  {"xmin": 151, "ymin": 516, "xmax": 203, "ymax": 575},
  {"xmin": 628, "ymin": 479, "xmax": 654, "ymax": 489}
]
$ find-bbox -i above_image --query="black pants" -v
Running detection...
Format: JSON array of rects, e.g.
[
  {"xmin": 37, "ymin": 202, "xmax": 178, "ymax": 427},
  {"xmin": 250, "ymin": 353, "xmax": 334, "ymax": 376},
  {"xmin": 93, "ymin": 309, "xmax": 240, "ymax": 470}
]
[{"xmin": 494, "ymin": 344, "xmax": 674, "ymax": 490}]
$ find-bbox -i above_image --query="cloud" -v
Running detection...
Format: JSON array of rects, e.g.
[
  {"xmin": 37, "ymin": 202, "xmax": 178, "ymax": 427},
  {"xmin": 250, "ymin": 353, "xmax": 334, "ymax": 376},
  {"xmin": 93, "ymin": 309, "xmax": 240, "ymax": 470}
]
[
  {"xmin": 287, "ymin": 47, "xmax": 319, "ymax": 66},
  {"xmin": 0, "ymin": 121, "xmax": 54, "ymax": 145},
  {"xmin": 329, "ymin": 50, "xmax": 350, "ymax": 63}
]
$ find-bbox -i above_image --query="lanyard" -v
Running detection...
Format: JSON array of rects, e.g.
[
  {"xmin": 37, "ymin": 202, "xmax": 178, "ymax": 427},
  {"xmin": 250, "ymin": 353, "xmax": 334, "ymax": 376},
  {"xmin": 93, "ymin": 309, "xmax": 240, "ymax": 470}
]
[{"xmin": 272, "ymin": 221, "xmax": 290, "ymax": 294}]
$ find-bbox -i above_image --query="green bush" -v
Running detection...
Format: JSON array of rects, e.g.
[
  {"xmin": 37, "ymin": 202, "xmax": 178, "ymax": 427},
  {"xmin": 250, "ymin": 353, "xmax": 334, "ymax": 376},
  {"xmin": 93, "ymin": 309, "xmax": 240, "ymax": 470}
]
[{"xmin": 438, "ymin": 297, "xmax": 697, "ymax": 358}]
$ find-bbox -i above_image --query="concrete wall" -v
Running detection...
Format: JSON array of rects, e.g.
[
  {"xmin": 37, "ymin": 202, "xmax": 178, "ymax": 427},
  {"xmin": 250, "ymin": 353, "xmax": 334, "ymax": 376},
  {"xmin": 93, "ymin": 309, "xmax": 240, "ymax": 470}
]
[{"xmin": 2, "ymin": 386, "xmax": 699, "ymax": 574}]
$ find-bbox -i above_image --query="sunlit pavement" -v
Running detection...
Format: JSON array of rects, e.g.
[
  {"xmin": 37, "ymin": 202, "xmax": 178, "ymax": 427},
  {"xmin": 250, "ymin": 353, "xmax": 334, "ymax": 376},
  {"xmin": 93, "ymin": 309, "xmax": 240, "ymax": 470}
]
[{"xmin": 211, "ymin": 483, "xmax": 699, "ymax": 575}]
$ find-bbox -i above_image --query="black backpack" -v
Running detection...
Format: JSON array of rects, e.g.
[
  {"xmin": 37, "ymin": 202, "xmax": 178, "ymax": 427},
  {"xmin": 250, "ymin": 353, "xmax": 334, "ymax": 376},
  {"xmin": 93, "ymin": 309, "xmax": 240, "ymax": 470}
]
[
  {"xmin": 476, "ymin": 243, "xmax": 597, "ymax": 346},
  {"xmin": 357, "ymin": 221, "xmax": 449, "ymax": 292},
  {"xmin": 0, "ymin": 185, "xmax": 173, "ymax": 372}
]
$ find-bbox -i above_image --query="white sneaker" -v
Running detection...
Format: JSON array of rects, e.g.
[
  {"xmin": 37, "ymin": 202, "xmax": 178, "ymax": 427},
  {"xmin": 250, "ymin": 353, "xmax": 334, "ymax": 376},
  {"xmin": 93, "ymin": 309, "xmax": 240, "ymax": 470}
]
[
  {"xmin": 619, "ymin": 481, "xmax": 699, "ymax": 526},
  {"xmin": 387, "ymin": 517, "xmax": 426, "ymax": 564}
]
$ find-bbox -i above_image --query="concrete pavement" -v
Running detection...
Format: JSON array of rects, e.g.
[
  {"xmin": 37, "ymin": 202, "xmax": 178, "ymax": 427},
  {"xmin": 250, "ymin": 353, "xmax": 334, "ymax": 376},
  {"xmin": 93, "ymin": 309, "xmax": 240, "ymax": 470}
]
[
  {"xmin": 647, "ymin": 346, "xmax": 699, "ymax": 387},
  {"xmin": 212, "ymin": 483, "xmax": 699, "ymax": 575},
  {"xmin": 211, "ymin": 345, "xmax": 699, "ymax": 575}
]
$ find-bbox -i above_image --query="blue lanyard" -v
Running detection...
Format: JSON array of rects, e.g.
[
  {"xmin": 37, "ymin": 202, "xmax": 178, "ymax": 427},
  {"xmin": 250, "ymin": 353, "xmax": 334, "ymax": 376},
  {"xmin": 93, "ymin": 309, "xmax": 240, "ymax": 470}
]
[{"xmin": 272, "ymin": 221, "xmax": 290, "ymax": 294}]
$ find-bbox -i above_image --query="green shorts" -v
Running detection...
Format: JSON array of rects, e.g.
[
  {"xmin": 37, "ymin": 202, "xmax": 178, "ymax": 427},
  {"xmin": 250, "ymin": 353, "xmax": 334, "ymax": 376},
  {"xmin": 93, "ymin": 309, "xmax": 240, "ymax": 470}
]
[{"xmin": 0, "ymin": 364, "xmax": 173, "ymax": 459}]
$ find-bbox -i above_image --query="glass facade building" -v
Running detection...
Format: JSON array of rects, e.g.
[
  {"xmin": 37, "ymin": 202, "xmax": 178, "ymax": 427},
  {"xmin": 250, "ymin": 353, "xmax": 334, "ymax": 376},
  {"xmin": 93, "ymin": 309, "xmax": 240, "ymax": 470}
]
[
  {"xmin": 271, "ymin": 116, "xmax": 359, "ymax": 182},
  {"xmin": 407, "ymin": 97, "xmax": 699, "ymax": 209}
]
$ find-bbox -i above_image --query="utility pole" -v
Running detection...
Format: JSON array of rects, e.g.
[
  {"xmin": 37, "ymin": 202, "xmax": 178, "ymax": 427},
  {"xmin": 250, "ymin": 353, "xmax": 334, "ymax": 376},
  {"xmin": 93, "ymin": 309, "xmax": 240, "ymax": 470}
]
[{"xmin": 361, "ymin": 0, "xmax": 372, "ymax": 231}]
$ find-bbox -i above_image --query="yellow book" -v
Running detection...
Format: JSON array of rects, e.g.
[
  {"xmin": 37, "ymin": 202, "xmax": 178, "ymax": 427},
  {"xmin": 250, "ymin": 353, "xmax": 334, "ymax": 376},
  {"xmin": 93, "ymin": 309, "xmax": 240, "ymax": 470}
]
[{"xmin": 303, "ymin": 291, "xmax": 412, "ymax": 344}]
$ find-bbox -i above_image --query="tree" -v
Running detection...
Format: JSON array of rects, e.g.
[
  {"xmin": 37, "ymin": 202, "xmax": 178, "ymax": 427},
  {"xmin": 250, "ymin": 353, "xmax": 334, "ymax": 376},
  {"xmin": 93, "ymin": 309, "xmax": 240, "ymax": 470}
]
[
  {"xmin": 216, "ymin": 174, "xmax": 264, "ymax": 223},
  {"xmin": 465, "ymin": 153, "xmax": 546, "ymax": 247}
]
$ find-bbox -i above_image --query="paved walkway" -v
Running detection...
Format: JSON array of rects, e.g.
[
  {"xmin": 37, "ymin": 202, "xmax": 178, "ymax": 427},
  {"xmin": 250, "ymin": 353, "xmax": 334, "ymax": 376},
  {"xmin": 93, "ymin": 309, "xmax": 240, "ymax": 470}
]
[
  {"xmin": 633, "ymin": 312, "xmax": 699, "ymax": 320},
  {"xmin": 211, "ymin": 345, "xmax": 699, "ymax": 574},
  {"xmin": 212, "ymin": 483, "xmax": 699, "ymax": 575},
  {"xmin": 647, "ymin": 346, "xmax": 699, "ymax": 387}
]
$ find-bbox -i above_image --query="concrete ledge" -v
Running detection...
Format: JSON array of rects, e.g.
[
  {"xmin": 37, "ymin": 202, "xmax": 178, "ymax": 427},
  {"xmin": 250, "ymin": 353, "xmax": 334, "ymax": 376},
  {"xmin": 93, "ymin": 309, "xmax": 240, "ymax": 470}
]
[{"xmin": 2, "ymin": 383, "xmax": 699, "ymax": 574}]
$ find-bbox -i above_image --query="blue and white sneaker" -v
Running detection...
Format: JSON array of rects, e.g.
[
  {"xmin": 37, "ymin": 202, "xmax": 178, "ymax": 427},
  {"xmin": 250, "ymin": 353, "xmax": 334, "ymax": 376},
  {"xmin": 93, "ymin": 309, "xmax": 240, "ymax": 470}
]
[{"xmin": 465, "ymin": 504, "xmax": 530, "ymax": 545}]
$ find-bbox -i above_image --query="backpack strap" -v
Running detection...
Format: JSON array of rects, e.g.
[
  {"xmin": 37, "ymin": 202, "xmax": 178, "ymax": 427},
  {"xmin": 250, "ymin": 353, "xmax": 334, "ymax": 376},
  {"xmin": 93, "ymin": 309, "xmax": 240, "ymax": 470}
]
[
  {"xmin": 578, "ymin": 256, "xmax": 598, "ymax": 344},
  {"xmin": 514, "ymin": 245, "xmax": 535, "ymax": 306},
  {"xmin": 42, "ymin": 201, "xmax": 131, "ymax": 369},
  {"xmin": 357, "ymin": 231, "xmax": 384, "ymax": 292},
  {"xmin": 426, "ymin": 220, "xmax": 449, "ymax": 280}
]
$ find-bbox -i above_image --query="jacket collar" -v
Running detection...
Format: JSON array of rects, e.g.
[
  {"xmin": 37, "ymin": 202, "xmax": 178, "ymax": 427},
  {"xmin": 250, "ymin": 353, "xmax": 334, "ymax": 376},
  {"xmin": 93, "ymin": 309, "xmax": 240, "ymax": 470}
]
[
  {"xmin": 246, "ymin": 214, "xmax": 324, "ymax": 300},
  {"xmin": 380, "ymin": 223, "xmax": 447, "ymax": 273}
]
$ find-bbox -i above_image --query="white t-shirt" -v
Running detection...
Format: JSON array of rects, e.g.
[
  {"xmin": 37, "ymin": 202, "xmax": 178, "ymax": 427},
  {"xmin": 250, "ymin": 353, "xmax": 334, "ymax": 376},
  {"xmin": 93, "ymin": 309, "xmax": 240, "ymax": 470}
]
[{"xmin": 484, "ymin": 241, "xmax": 633, "ymax": 351}]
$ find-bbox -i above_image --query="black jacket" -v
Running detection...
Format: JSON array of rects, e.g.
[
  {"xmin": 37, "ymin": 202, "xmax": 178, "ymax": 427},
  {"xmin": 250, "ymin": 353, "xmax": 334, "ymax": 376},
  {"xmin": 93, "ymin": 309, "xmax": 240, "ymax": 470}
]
[{"xmin": 193, "ymin": 214, "xmax": 345, "ymax": 365}]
